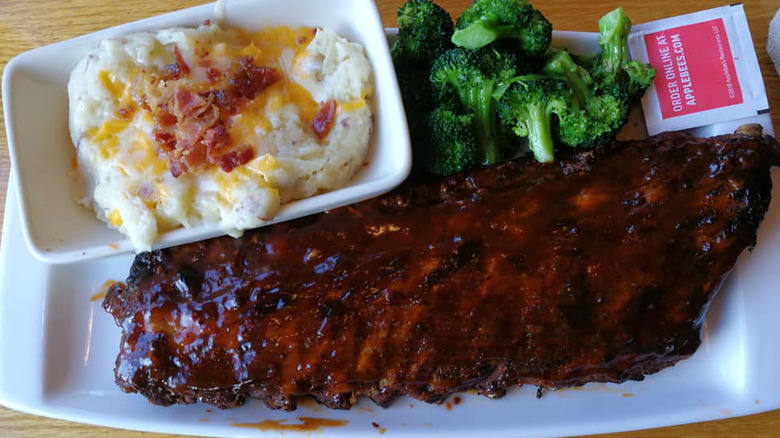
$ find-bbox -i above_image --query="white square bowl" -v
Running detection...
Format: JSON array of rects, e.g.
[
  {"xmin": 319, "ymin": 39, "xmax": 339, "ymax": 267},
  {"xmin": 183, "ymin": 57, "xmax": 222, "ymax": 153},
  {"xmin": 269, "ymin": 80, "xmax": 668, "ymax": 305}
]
[{"xmin": 2, "ymin": 0, "xmax": 411, "ymax": 264}]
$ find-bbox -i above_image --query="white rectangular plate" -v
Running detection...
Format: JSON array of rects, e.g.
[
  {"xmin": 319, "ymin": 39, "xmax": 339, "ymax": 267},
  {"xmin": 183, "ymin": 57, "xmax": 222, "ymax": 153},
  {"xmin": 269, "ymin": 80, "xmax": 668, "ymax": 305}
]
[
  {"xmin": 2, "ymin": 0, "xmax": 410, "ymax": 264},
  {"xmin": 1, "ymin": 31, "xmax": 779, "ymax": 438}
]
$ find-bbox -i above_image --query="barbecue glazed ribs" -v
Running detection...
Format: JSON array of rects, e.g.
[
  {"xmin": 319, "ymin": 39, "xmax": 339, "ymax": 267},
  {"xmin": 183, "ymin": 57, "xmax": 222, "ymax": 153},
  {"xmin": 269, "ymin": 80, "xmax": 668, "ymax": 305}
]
[{"xmin": 104, "ymin": 129, "xmax": 780, "ymax": 410}]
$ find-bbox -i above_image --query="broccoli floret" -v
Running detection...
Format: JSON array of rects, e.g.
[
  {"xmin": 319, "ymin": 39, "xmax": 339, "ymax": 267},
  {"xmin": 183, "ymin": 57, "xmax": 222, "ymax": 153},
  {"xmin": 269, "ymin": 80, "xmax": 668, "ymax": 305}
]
[
  {"xmin": 430, "ymin": 47, "xmax": 519, "ymax": 165},
  {"xmin": 622, "ymin": 59, "xmax": 657, "ymax": 98},
  {"xmin": 555, "ymin": 94, "xmax": 630, "ymax": 148},
  {"xmin": 419, "ymin": 108, "xmax": 479, "ymax": 176},
  {"xmin": 497, "ymin": 76, "xmax": 567, "ymax": 163},
  {"xmin": 590, "ymin": 7, "xmax": 655, "ymax": 97},
  {"xmin": 542, "ymin": 50, "xmax": 630, "ymax": 147},
  {"xmin": 451, "ymin": 0, "xmax": 552, "ymax": 55},
  {"xmin": 543, "ymin": 49, "xmax": 594, "ymax": 109},
  {"xmin": 391, "ymin": 0, "xmax": 455, "ymax": 160},
  {"xmin": 394, "ymin": 54, "xmax": 435, "ymax": 128},
  {"xmin": 490, "ymin": 39, "xmax": 548, "ymax": 74},
  {"xmin": 391, "ymin": 0, "xmax": 454, "ymax": 60}
]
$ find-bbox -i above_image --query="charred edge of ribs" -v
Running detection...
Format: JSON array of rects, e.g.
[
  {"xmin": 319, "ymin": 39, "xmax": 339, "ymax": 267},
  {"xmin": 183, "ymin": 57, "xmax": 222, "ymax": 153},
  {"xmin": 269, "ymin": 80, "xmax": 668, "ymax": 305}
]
[{"xmin": 105, "ymin": 131, "xmax": 780, "ymax": 410}]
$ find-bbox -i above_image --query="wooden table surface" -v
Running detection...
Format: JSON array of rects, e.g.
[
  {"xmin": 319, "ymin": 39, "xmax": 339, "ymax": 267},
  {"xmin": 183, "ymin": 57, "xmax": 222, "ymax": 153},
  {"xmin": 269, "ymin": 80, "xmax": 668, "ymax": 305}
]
[{"xmin": 0, "ymin": 0, "xmax": 778, "ymax": 436}]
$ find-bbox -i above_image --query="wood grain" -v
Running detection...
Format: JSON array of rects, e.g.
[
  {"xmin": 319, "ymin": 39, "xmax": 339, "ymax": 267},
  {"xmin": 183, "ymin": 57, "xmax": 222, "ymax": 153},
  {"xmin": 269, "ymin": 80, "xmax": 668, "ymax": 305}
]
[{"xmin": 0, "ymin": 0, "xmax": 778, "ymax": 437}]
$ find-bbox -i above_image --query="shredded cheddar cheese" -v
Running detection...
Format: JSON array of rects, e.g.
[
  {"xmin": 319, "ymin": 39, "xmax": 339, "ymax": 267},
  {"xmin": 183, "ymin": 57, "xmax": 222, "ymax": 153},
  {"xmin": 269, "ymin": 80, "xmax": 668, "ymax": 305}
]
[
  {"xmin": 108, "ymin": 209, "xmax": 123, "ymax": 227},
  {"xmin": 90, "ymin": 119, "xmax": 129, "ymax": 160},
  {"xmin": 98, "ymin": 71, "xmax": 125, "ymax": 99},
  {"xmin": 247, "ymin": 154, "xmax": 279, "ymax": 179},
  {"xmin": 339, "ymin": 99, "xmax": 366, "ymax": 112}
]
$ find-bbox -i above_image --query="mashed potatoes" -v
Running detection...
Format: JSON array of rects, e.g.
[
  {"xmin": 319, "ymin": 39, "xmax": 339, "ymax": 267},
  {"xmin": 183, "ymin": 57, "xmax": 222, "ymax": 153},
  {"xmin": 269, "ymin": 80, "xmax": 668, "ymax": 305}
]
[{"xmin": 68, "ymin": 22, "xmax": 373, "ymax": 250}]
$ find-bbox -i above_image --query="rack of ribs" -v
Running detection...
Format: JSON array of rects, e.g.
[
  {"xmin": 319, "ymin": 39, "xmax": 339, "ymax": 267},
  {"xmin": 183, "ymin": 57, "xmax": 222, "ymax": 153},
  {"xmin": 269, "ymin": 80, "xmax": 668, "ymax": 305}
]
[{"xmin": 104, "ymin": 129, "xmax": 780, "ymax": 410}]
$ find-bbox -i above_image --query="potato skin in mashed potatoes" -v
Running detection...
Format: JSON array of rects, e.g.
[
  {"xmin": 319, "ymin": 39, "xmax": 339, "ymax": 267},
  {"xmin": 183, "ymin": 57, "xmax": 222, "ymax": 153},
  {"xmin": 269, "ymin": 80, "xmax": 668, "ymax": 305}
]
[{"xmin": 69, "ymin": 22, "xmax": 374, "ymax": 250}]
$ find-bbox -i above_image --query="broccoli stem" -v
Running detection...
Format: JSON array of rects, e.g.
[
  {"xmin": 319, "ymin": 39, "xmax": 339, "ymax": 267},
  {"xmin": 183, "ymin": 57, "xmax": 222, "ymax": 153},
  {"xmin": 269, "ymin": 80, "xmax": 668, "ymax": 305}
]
[
  {"xmin": 451, "ymin": 22, "xmax": 502, "ymax": 50},
  {"xmin": 468, "ymin": 80, "xmax": 501, "ymax": 165},
  {"xmin": 598, "ymin": 7, "xmax": 631, "ymax": 76},
  {"xmin": 520, "ymin": 104, "xmax": 555, "ymax": 163}
]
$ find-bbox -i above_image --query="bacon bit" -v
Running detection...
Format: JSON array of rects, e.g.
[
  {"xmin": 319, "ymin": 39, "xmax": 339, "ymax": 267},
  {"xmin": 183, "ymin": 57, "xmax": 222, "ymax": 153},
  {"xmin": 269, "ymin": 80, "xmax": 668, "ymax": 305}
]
[
  {"xmin": 206, "ymin": 67, "xmax": 222, "ymax": 83},
  {"xmin": 158, "ymin": 106, "xmax": 178, "ymax": 127},
  {"xmin": 202, "ymin": 122, "xmax": 253, "ymax": 171},
  {"xmin": 177, "ymin": 105, "xmax": 219, "ymax": 148},
  {"xmin": 173, "ymin": 46, "xmax": 190, "ymax": 76},
  {"xmin": 218, "ymin": 146, "xmax": 255, "ymax": 173},
  {"xmin": 211, "ymin": 89, "xmax": 240, "ymax": 115},
  {"xmin": 165, "ymin": 62, "xmax": 183, "ymax": 80},
  {"xmin": 195, "ymin": 93, "xmax": 216, "ymax": 117},
  {"xmin": 180, "ymin": 141, "xmax": 208, "ymax": 170},
  {"xmin": 173, "ymin": 89, "xmax": 196, "ymax": 117},
  {"xmin": 176, "ymin": 123, "xmax": 203, "ymax": 150},
  {"xmin": 203, "ymin": 122, "xmax": 231, "ymax": 153},
  {"xmin": 173, "ymin": 88, "xmax": 212, "ymax": 119},
  {"xmin": 312, "ymin": 99, "xmax": 337, "ymax": 141},
  {"xmin": 162, "ymin": 116, "xmax": 248, "ymax": 175},
  {"xmin": 154, "ymin": 132, "xmax": 176, "ymax": 152},
  {"xmin": 229, "ymin": 57, "xmax": 281, "ymax": 100}
]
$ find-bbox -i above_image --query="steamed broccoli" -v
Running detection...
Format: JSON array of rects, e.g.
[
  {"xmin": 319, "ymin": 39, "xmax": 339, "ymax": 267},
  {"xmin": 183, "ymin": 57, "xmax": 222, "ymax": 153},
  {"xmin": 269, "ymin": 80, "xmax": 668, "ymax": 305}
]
[
  {"xmin": 497, "ymin": 76, "xmax": 567, "ymax": 163},
  {"xmin": 419, "ymin": 108, "xmax": 479, "ymax": 176},
  {"xmin": 542, "ymin": 50, "xmax": 630, "ymax": 148},
  {"xmin": 553, "ymin": 96, "xmax": 630, "ymax": 148},
  {"xmin": 451, "ymin": 0, "xmax": 552, "ymax": 55},
  {"xmin": 391, "ymin": 0, "xmax": 655, "ymax": 172},
  {"xmin": 590, "ymin": 7, "xmax": 655, "ymax": 97},
  {"xmin": 430, "ymin": 47, "xmax": 519, "ymax": 165}
]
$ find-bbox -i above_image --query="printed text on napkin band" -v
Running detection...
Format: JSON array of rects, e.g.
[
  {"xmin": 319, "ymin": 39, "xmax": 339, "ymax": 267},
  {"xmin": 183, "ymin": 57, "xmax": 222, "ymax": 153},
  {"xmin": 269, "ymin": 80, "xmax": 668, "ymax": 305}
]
[{"xmin": 644, "ymin": 18, "xmax": 743, "ymax": 119}]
